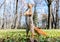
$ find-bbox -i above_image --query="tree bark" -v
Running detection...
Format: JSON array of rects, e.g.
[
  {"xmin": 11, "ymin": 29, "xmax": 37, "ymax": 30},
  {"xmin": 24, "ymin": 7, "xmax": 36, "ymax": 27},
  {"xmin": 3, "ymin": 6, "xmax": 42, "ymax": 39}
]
[
  {"xmin": 17, "ymin": 10, "xmax": 22, "ymax": 29},
  {"xmin": 48, "ymin": 3, "xmax": 51, "ymax": 29},
  {"xmin": 33, "ymin": 5, "xmax": 38, "ymax": 27},
  {"xmin": 13, "ymin": 0, "xmax": 18, "ymax": 29},
  {"xmin": 47, "ymin": 0, "xmax": 52, "ymax": 29},
  {"xmin": 1, "ymin": 0, "xmax": 6, "ymax": 29},
  {"xmin": 55, "ymin": 0, "xmax": 59, "ymax": 29}
]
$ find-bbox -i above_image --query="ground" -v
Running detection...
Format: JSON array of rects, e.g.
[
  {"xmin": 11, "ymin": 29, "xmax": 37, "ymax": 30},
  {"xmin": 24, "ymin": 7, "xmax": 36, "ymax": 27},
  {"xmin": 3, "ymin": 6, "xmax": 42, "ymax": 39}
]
[{"xmin": 0, "ymin": 29, "xmax": 60, "ymax": 42}]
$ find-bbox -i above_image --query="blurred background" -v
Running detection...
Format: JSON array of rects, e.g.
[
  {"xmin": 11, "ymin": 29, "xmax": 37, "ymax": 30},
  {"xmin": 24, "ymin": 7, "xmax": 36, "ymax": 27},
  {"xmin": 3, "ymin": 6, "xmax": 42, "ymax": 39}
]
[{"xmin": 0, "ymin": 0, "xmax": 60, "ymax": 29}]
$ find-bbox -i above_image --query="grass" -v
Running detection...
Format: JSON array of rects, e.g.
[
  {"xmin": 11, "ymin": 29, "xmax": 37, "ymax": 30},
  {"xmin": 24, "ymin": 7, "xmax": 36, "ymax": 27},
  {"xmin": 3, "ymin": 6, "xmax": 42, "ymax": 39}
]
[
  {"xmin": 0, "ymin": 29, "xmax": 60, "ymax": 38},
  {"xmin": 44, "ymin": 29, "xmax": 60, "ymax": 37},
  {"xmin": 0, "ymin": 29, "xmax": 60, "ymax": 42}
]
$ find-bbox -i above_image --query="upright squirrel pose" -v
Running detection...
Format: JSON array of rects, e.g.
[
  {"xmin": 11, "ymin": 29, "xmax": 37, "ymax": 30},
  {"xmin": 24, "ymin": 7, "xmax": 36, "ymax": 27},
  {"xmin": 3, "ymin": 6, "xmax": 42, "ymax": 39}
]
[
  {"xmin": 24, "ymin": 3, "xmax": 35, "ymax": 38},
  {"xmin": 24, "ymin": 3, "xmax": 47, "ymax": 38},
  {"xmin": 24, "ymin": 3, "xmax": 47, "ymax": 42}
]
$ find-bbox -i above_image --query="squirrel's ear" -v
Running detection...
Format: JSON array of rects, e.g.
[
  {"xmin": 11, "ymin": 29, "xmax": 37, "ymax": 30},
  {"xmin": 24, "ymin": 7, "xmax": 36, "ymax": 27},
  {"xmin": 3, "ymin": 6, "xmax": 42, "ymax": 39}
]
[{"xmin": 28, "ymin": 3, "xmax": 35, "ymax": 7}]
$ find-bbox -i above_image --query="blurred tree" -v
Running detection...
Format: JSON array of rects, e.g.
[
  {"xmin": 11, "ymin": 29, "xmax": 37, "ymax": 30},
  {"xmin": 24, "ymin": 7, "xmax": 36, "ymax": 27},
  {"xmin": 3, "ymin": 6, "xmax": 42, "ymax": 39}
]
[
  {"xmin": 41, "ymin": 14, "xmax": 48, "ymax": 28},
  {"xmin": 13, "ymin": 0, "xmax": 18, "ymax": 29},
  {"xmin": 17, "ymin": 7, "xmax": 22, "ymax": 29},
  {"xmin": 33, "ymin": 5, "xmax": 38, "ymax": 27},
  {"xmin": 47, "ymin": 0, "xmax": 53, "ymax": 29},
  {"xmin": 55, "ymin": 0, "xmax": 59, "ymax": 29},
  {"xmin": 51, "ymin": 0, "xmax": 59, "ymax": 29},
  {"xmin": 1, "ymin": 0, "xmax": 6, "ymax": 29},
  {"xmin": 0, "ymin": 0, "xmax": 5, "ymax": 8}
]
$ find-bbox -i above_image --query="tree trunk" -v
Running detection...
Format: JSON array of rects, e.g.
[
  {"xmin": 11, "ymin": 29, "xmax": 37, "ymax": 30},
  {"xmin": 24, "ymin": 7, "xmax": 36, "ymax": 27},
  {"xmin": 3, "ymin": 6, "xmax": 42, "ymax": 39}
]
[
  {"xmin": 47, "ymin": 0, "xmax": 52, "ymax": 29},
  {"xmin": 55, "ymin": 0, "xmax": 59, "ymax": 29},
  {"xmin": 33, "ymin": 5, "xmax": 38, "ymax": 27},
  {"xmin": 17, "ymin": 0, "xmax": 22, "ymax": 29},
  {"xmin": 13, "ymin": 0, "xmax": 18, "ymax": 29},
  {"xmin": 1, "ymin": 0, "xmax": 6, "ymax": 29},
  {"xmin": 48, "ymin": 3, "xmax": 51, "ymax": 29},
  {"xmin": 17, "ymin": 10, "xmax": 22, "ymax": 29}
]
